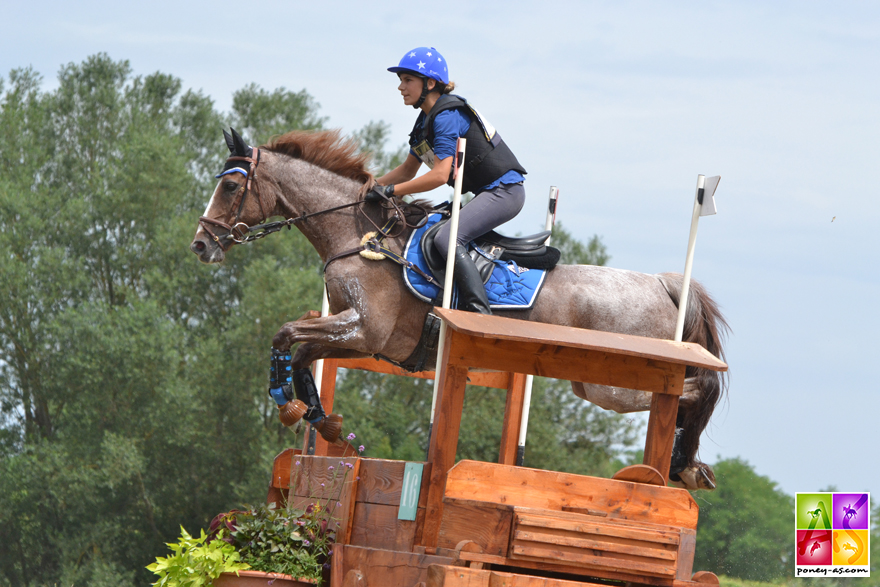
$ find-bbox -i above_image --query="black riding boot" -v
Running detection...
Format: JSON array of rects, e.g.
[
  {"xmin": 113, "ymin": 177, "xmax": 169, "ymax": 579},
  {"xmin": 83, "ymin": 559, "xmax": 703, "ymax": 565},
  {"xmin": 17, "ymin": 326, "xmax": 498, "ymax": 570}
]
[{"xmin": 453, "ymin": 244, "xmax": 492, "ymax": 315}]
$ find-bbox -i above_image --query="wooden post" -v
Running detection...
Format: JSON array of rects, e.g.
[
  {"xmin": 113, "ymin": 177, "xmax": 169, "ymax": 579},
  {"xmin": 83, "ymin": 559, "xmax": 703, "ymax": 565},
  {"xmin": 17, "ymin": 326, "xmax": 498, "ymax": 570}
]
[{"xmin": 499, "ymin": 373, "xmax": 528, "ymax": 465}]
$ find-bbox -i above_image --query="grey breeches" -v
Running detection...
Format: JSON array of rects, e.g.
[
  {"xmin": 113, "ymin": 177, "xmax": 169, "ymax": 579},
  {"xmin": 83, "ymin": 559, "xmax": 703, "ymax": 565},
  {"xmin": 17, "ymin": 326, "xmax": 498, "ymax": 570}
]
[{"xmin": 434, "ymin": 182, "xmax": 526, "ymax": 259}]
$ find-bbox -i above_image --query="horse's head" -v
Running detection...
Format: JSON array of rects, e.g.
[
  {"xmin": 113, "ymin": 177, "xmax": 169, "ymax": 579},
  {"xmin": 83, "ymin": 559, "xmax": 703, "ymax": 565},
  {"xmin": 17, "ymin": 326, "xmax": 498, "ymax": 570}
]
[{"xmin": 190, "ymin": 128, "xmax": 269, "ymax": 264}]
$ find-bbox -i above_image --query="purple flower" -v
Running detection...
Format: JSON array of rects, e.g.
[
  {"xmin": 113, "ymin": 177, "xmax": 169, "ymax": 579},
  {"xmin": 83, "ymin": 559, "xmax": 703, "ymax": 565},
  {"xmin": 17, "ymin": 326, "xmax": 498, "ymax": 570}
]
[
  {"xmin": 347, "ymin": 432, "xmax": 356, "ymax": 441},
  {"xmin": 328, "ymin": 465, "xmax": 334, "ymax": 471},
  {"xmin": 295, "ymin": 461, "xmax": 301, "ymax": 466},
  {"xmin": 356, "ymin": 476, "xmax": 361, "ymax": 481},
  {"xmin": 320, "ymin": 483, "xmax": 325, "ymax": 487},
  {"xmin": 337, "ymin": 501, "xmax": 342, "ymax": 507},
  {"xmin": 345, "ymin": 463, "xmax": 354, "ymax": 469},
  {"xmin": 304, "ymin": 539, "xmax": 311, "ymax": 547},
  {"xmin": 358, "ymin": 445, "xmax": 365, "ymax": 453}
]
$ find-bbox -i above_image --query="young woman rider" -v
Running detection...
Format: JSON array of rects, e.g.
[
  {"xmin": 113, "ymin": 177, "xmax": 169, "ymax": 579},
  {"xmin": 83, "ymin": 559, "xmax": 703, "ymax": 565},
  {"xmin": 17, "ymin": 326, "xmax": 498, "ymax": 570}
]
[{"xmin": 371, "ymin": 46, "xmax": 527, "ymax": 315}]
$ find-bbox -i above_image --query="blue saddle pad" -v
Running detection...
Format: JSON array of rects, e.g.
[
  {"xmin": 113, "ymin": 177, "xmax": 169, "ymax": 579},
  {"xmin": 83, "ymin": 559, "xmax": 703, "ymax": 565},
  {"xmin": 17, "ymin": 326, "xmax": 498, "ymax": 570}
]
[{"xmin": 402, "ymin": 214, "xmax": 547, "ymax": 310}]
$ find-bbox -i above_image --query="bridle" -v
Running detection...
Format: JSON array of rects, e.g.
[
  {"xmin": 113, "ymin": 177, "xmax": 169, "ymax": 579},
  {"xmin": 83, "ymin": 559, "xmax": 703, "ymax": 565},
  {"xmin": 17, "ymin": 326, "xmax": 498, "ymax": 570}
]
[
  {"xmin": 198, "ymin": 148, "xmax": 431, "ymax": 255},
  {"xmin": 198, "ymin": 148, "xmax": 270, "ymax": 250}
]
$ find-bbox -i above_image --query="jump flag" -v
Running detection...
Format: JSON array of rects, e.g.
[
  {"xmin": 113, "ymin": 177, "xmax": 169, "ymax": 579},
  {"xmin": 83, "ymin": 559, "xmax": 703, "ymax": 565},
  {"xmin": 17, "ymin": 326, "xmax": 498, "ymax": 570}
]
[
  {"xmin": 674, "ymin": 174, "xmax": 721, "ymax": 342},
  {"xmin": 699, "ymin": 175, "xmax": 721, "ymax": 216}
]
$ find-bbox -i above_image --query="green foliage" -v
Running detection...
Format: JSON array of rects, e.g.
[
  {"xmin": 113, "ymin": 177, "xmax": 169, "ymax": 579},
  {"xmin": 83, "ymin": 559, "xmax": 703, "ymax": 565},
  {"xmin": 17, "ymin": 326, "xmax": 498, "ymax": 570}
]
[
  {"xmin": 552, "ymin": 221, "xmax": 610, "ymax": 266},
  {"xmin": 229, "ymin": 503, "xmax": 330, "ymax": 582},
  {"xmin": 0, "ymin": 53, "xmax": 627, "ymax": 587},
  {"xmin": 694, "ymin": 458, "xmax": 793, "ymax": 582},
  {"xmin": 147, "ymin": 527, "xmax": 249, "ymax": 587}
]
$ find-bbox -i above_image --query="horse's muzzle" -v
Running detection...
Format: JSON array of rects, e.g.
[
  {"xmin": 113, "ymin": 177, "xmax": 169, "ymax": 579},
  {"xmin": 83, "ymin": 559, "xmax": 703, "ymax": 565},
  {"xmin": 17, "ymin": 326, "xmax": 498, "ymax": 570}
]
[{"xmin": 190, "ymin": 234, "xmax": 225, "ymax": 264}]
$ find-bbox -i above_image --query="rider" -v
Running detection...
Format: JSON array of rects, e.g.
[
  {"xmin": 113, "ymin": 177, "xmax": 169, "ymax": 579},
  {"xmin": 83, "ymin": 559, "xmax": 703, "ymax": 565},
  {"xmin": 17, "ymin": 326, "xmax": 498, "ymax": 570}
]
[{"xmin": 372, "ymin": 46, "xmax": 528, "ymax": 315}]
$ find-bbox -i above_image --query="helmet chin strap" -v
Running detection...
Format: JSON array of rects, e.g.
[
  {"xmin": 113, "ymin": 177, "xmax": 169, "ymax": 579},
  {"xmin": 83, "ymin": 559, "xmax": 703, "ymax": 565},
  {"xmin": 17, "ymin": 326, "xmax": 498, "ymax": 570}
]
[{"xmin": 413, "ymin": 77, "xmax": 431, "ymax": 109}]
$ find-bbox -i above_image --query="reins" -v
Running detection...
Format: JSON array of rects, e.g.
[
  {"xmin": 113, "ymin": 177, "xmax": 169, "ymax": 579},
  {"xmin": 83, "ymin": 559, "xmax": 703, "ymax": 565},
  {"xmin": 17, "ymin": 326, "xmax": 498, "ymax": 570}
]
[{"xmin": 199, "ymin": 150, "xmax": 431, "ymax": 263}]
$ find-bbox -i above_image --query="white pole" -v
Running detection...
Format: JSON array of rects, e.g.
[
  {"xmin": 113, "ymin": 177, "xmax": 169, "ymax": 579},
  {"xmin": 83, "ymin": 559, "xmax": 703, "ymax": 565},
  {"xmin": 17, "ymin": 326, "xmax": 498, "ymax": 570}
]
[
  {"xmin": 674, "ymin": 175, "xmax": 705, "ymax": 342},
  {"xmin": 313, "ymin": 286, "xmax": 330, "ymax": 390},
  {"xmin": 429, "ymin": 138, "xmax": 467, "ymax": 425},
  {"xmin": 516, "ymin": 186, "xmax": 559, "ymax": 465}
]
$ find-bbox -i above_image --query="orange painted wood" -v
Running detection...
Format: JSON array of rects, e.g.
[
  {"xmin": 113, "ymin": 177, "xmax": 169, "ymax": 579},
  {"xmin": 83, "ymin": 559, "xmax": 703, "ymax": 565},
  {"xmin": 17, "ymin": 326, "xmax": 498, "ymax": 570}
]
[
  {"xmin": 690, "ymin": 571, "xmax": 720, "ymax": 584},
  {"xmin": 510, "ymin": 543, "xmax": 676, "ymax": 578},
  {"xmin": 306, "ymin": 359, "xmax": 340, "ymax": 457},
  {"xmin": 455, "ymin": 551, "xmax": 673, "ymax": 587},
  {"xmin": 271, "ymin": 448, "xmax": 297, "ymax": 489},
  {"xmin": 423, "ymin": 327, "xmax": 471, "ymax": 547},
  {"xmin": 513, "ymin": 511, "xmax": 681, "ymax": 546},
  {"xmin": 336, "ymin": 357, "xmax": 512, "ymax": 390},
  {"xmin": 443, "ymin": 334, "xmax": 689, "ymax": 395},
  {"xmin": 443, "ymin": 460, "xmax": 698, "ymax": 530},
  {"xmin": 498, "ymin": 373, "xmax": 528, "ymax": 465},
  {"xmin": 613, "ymin": 464, "xmax": 667, "ymax": 487},
  {"xmin": 434, "ymin": 309, "xmax": 727, "ymax": 372},
  {"xmin": 426, "ymin": 565, "xmax": 611, "ymax": 587},
  {"xmin": 643, "ymin": 392, "xmax": 681, "ymax": 482}
]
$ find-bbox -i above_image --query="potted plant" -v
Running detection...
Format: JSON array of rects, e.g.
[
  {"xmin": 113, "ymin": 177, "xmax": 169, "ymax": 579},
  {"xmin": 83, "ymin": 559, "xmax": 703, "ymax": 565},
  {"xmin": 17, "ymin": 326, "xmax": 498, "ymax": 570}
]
[{"xmin": 149, "ymin": 439, "xmax": 362, "ymax": 587}]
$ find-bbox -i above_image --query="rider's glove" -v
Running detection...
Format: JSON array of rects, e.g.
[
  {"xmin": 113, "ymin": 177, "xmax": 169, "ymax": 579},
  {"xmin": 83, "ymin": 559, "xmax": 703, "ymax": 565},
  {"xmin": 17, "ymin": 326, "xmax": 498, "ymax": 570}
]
[{"xmin": 365, "ymin": 184, "xmax": 394, "ymax": 203}]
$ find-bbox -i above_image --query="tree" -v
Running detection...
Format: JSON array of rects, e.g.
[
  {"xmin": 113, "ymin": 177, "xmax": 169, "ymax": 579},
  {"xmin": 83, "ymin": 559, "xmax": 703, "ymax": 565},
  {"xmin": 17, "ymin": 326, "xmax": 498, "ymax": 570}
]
[{"xmin": 693, "ymin": 457, "xmax": 793, "ymax": 582}]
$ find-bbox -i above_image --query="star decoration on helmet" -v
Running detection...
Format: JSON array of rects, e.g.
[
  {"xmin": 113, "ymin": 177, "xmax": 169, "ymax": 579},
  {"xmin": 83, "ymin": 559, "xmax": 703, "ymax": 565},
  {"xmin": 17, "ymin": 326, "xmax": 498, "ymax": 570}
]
[
  {"xmin": 417, "ymin": 61, "xmax": 426, "ymax": 69},
  {"xmin": 409, "ymin": 52, "xmax": 416, "ymax": 58},
  {"xmin": 427, "ymin": 52, "xmax": 432, "ymax": 57}
]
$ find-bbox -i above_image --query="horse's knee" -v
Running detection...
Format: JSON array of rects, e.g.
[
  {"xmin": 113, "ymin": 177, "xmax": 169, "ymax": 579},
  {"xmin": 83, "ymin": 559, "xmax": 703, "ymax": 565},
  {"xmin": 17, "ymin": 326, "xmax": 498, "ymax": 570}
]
[{"xmin": 272, "ymin": 323, "xmax": 296, "ymax": 351}]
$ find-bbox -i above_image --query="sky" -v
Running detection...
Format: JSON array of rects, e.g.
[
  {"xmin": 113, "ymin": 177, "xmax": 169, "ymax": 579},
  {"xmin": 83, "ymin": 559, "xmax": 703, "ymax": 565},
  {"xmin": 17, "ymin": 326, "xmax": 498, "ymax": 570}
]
[{"xmin": 4, "ymin": 1, "xmax": 879, "ymax": 498}]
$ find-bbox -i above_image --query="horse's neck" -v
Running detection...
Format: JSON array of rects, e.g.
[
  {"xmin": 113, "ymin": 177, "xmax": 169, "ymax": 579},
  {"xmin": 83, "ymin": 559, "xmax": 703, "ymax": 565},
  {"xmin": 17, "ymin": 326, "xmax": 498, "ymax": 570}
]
[{"xmin": 266, "ymin": 155, "xmax": 364, "ymax": 261}]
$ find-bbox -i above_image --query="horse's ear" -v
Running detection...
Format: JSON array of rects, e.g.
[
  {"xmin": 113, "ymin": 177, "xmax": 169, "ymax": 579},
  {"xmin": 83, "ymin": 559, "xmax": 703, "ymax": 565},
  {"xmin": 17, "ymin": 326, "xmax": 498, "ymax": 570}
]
[
  {"xmin": 223, "ymin": 129, "xmax": 235, "ymax": 153},
  {"xmin": 230, "ymin": 128, "xmax": 252, "ymax": 157}
]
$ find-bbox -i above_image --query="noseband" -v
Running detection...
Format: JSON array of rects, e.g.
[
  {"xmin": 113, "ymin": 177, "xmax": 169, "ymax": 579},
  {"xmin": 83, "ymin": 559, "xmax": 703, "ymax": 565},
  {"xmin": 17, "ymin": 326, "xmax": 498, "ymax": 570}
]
[{"xmin": 198, "ymin": 148, "xmax": 268, "ymax": 250}]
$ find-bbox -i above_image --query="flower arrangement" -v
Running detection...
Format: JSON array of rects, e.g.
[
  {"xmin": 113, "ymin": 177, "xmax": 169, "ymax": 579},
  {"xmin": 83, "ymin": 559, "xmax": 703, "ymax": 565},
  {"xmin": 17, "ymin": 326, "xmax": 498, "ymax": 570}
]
[{"xmin": 149, "ymin": 435, "xmax": 362, "ymax": 587}]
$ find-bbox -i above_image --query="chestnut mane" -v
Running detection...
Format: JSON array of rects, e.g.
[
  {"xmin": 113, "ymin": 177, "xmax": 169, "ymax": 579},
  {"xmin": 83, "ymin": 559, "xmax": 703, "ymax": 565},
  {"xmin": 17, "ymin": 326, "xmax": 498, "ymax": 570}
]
[{"xmin": 264, "ymin": 129, "xmax": 374, "ymax": 187}]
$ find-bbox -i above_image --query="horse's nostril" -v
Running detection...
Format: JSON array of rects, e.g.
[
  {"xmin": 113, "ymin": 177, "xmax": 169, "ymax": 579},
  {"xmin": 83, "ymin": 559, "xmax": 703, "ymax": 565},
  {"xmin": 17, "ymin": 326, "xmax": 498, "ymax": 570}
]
[{"xmin": 191, "ymin": 240, "xmax": 206, "ymax": 253}]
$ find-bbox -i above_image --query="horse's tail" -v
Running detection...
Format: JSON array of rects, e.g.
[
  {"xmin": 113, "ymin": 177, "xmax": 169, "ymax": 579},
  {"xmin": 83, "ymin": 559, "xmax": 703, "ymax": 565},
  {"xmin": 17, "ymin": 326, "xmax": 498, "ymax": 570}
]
[{"xmin": 657, "ymin": 273, "xmax": 729, "ymax": 468}]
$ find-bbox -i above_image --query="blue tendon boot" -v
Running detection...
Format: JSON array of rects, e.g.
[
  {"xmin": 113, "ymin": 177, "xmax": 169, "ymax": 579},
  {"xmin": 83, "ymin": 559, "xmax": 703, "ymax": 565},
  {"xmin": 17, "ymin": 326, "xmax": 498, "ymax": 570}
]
[{"xmin": 268, "ymin": 348, "xmax": 307, "ymax": 427}]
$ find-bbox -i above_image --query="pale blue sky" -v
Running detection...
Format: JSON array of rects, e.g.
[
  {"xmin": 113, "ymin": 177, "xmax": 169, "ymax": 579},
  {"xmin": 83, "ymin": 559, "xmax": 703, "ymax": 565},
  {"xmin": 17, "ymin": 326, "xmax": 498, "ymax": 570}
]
[{"xmin": 5, "ymin": 1, "xmax": 879, "ymax": 497}]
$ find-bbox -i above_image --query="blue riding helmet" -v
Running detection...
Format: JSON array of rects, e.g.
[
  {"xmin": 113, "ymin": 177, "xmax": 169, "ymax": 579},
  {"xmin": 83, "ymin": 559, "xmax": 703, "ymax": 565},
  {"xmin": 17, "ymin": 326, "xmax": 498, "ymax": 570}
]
[{"xmin": 388, "ymin": 47, "xmax": 449, "ymax": 85}]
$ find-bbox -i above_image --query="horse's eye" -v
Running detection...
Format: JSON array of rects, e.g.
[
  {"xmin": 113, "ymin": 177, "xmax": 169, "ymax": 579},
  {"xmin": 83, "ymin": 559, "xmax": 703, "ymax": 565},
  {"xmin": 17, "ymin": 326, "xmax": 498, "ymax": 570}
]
[{"xmin": 224, "ymin": 181, "xmax": 239, "ymax": 192}]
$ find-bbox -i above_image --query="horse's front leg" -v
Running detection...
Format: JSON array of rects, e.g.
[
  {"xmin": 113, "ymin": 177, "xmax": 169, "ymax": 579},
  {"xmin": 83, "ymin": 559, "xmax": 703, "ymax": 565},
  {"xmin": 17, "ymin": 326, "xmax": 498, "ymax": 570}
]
[{"xmin": 268, "ymin": 308, "xmax": 373, "ymax": 444}]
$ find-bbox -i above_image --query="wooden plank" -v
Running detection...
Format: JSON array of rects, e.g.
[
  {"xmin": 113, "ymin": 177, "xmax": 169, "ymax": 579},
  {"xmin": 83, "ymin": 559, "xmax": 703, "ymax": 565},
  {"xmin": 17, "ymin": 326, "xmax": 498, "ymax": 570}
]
[
  {"xmin": 271, "ymin": 448, "xmax": 296, "ymax": 489},
  {"xmin": 455, "ymin": 551, "xmax": 674, "ymax": 587},
  {"xmin": 308, "ymin": 359, "xmax": 339, "ymax": 457},
  {"xmin": 444, "ymin": 460, "xmax": 698, "ymax": 530},
  {"xmin": 427, "ymin": 565, "xmax": 612, "ymax": 587},
  {"xmin": 338, "ymin": 544, "xmax": 454, "ymax": 587},
  {"xmin": 354, "ymin": 459, "xmax": 407, "ymax": 506},
  {"xmin": 513, "ymin": 528, "xmax": 677, "ymax": 561},
  {"xmin": 437, "ymin": 498, "xmax": 513, "ymax": 556},
  {"xmin": 676, "ymin": 531, "xmax": 696, "ymax": 580},
  {"xmin": 511, "ymin": 543, "xmax": 676, "ymax": 578},
  {"xmin": 434, "ymin": 309, "xmax": 727, "ymax": 372},
  {"xmin": 336, "ymin": 357, "xmax": 512, "ymax": 390},
  {"xmin": 643, "ymin": 392, "xmax": 680, "ymax": 482},
  {"xmin": 498, "ymin": 373, "xmax": 527, "ymax": 465},
  {"xmin": 423, "ymin": 327, "xmax": 472, "ymax": 547},
  {"xmin": 444, "ymin": 335, "xmax": 688, "ymax": 395},
  {"xmin": 514, "ymin": 512, "xmax": 681, "ymax": 545},
  {"xmin": 348, "ymin": 502, "xmax": 419, "ymax": 551}
]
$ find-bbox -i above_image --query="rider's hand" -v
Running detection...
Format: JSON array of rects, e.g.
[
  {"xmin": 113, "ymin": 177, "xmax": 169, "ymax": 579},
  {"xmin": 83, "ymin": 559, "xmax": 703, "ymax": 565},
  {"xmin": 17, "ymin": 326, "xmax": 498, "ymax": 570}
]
[{"xmin": 365, "ymin": 184, "xmax": 394, "ymax": 203}]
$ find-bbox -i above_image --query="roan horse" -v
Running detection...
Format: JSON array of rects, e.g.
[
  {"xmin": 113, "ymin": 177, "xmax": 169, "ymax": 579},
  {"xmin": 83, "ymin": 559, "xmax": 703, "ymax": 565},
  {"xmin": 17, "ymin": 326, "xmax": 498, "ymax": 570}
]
[{"xmin": 190, "ymin": 129, "xmax": 728, "ymax": 491}]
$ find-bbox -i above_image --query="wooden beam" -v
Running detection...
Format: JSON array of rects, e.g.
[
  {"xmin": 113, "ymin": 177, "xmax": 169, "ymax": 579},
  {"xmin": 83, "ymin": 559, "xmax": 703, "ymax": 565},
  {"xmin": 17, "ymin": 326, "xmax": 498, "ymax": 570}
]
[
  {"xmin": 498, "ymin": 373, "xmax": 528, "ymax": 465},
  {"xmin": 336, "ymin": 357, "xmax": 512, "ymax": 389}
]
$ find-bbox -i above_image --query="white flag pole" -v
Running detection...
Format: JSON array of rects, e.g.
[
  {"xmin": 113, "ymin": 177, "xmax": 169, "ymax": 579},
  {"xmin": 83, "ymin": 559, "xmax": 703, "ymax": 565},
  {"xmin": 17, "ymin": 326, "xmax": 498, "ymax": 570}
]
[
  {"xmin": 516, "ymin": 186, "xmax": 559, "ymax": 465},
  {"xmin": 674, "ymin": 174, "xmax": 706, "ymax": 342},
  {"xmin": 429, "ymin": 138, "xmax": 467, "ymax": 429}
]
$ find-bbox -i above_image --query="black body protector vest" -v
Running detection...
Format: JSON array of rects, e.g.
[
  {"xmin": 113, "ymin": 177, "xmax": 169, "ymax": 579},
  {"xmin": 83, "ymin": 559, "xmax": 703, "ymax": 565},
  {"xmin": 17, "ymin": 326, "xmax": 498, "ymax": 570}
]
[{"xmin": 409, "ymin": 94, "xmax": 526, "ymax": 194}]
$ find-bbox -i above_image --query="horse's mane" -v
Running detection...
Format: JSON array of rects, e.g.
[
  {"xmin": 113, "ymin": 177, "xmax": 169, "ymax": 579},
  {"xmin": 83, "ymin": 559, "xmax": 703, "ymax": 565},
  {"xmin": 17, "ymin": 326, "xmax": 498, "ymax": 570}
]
[
  {"xmin": 264, "ymin": 129, "xmax": 374, "ymax": 191},
  {"xmin": 264, "ymin": 129, "xmax": 435, "ymax": 216}
]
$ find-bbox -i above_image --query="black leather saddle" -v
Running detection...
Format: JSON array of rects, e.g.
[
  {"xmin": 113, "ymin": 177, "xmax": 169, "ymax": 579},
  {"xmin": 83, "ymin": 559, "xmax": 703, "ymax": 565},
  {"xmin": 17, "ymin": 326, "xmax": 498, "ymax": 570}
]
[{"xmin": 420, "ymin": 218, "xmax": 560, "ymax": 284}]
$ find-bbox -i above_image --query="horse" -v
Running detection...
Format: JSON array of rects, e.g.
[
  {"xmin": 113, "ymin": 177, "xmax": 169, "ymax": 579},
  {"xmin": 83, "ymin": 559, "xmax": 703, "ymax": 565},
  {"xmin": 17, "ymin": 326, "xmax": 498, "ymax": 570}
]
[{"xmin": 190, "ymin": 128, "xmax": 729, "ymax": 491}]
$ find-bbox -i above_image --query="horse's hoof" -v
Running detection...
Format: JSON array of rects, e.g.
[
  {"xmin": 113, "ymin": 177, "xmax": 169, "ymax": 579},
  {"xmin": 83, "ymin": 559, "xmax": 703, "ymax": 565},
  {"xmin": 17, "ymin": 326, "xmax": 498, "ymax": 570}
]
[
  {"xmin": 316, "ymin": 413, "xmax": 343, "ymax": 443},
  {"xmin": 670, "ymin": 463, "xmax": 717, "ymax": 491},
  {"xmin": 278, "ymin": 400, "xmax": 307, "ymax": 427}
]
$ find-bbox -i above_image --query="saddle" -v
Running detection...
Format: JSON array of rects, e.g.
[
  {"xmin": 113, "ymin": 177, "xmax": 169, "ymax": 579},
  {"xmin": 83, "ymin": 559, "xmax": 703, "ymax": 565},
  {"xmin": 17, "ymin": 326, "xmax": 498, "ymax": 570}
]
[{"xmin": 420, "ymin": 218, "xmax": 561, "ymax": 285}]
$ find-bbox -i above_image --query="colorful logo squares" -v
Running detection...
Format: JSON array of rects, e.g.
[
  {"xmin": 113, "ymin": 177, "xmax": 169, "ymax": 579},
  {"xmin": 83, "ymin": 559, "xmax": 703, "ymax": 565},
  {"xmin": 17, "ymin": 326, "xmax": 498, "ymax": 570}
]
[{"xmin": 795, "ymin": 492, "xmax": 870, "ymax": 578}]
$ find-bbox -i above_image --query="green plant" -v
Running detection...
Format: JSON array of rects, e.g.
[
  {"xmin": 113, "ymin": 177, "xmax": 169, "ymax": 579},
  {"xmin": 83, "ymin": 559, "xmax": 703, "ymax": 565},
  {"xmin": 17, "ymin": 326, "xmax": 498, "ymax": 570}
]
[{"xmin": 147, "ymin": 526, "xmax": 249, "ymax": 587}]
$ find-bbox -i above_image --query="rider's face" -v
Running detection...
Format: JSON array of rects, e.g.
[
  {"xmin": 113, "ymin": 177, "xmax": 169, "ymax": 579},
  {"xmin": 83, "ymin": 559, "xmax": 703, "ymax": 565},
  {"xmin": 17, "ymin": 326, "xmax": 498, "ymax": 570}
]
[{"xmin": 397, "ymin": 74, "xmax": 428, "ymax": 107}]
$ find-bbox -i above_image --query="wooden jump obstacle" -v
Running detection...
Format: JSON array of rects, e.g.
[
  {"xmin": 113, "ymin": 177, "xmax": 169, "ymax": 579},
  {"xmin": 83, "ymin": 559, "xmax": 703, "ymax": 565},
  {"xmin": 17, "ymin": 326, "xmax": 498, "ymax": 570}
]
[{"xmin": 268, "ymin": 308, "xmax": 727, "ymax": 587}]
